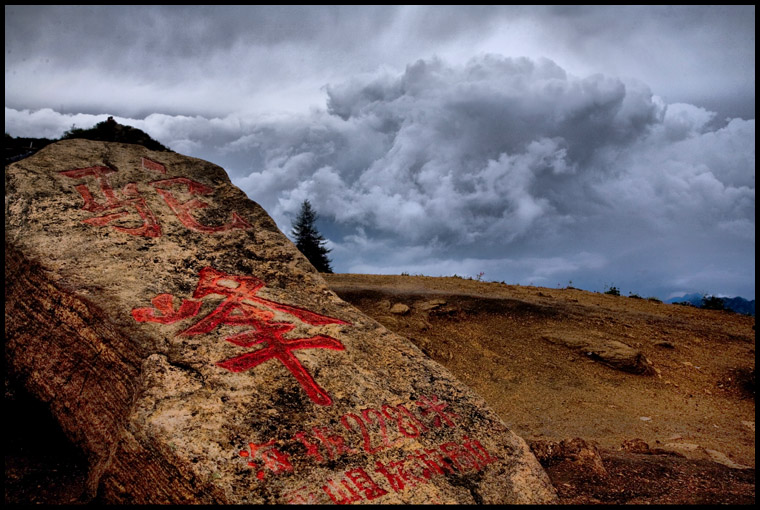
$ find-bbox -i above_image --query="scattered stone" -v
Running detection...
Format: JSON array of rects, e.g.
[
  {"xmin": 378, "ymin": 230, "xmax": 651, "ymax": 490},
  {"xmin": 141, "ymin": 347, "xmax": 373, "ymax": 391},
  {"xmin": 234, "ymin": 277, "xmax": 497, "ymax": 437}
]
[
  {"xmin": 529, "ymin": 438, "xmax": 609, "ymax": 479},
  {"xmin": 639, "ymin": 416, "xmax": 652, "ymax": 422},
  {"xmin": 664, "ymin": 442, "xmax": 701, "ymax": 453},
  {"xmin": 389, "ymin": 303, "xmax": 411, "ymax": 315},
  {"xmin": 654, "ymin": 341, "xmax": 675, "ymax": 349},
  {"xmin": 542, "ymin": 334, "xmax": 655, "ymax": 375},
  {"xmin": 703, "ymin": 449, "xmax": 752, "ymax": 470},
  {"xmin": 418, "ymin": 299, "xmax": 447, "ymax": 311},
  {"xmin": 663, "ymin": 443, "xmax": 752, "ymax": 470},
  {"xmin": 620, "ymin": 438, "xmax": 683, "ymax": 457},
  {"xmin": 621, "ymin": 438, "xmax": 651, "ymax": 454},
  {"xmin": 5, "ymin": 140, "xmax": 556, "ymax": 504}
]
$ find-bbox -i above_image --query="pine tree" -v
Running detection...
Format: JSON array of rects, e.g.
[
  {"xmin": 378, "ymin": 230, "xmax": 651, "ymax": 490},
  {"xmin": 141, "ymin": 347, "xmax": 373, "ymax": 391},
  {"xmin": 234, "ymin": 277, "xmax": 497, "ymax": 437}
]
[
  {"xmin": 701, "ymin": 295, "xmax": 726, "ymax": 311},
  {"xmin": 291, "ymin": 200, "xmax": 333, "ymax": 273}
]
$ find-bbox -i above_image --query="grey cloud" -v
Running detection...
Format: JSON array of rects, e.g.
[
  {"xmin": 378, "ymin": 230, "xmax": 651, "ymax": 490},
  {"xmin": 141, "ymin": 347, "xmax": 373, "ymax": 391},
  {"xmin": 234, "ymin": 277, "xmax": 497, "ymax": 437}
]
[
  {"xmin": 4, "ymin": 5, "xmax": 400, "ymax": 65},
  {"xmin": 5, "ymin": 6, "xmax": 404, "ymax": 117},
  {"xmin": 4, "ymin": 51, "xmax": 754, "ymax": 299},
  {"xmin": 6, "ymin": 5, "xmax": 754, "ymax": 122},
  {"xmin": 239, "ymin": 55, "xmax": 752, "ymax": 297},
  {"xmin": 538, "ymin": 5, "xmax": 755, "ymax": 119}
]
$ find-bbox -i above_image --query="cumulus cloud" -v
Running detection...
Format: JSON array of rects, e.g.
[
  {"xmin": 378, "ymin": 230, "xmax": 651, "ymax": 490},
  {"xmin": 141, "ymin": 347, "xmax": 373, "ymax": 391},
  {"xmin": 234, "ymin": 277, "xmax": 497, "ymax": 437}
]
[
  {"xmin": 5, "ymin": 54, "xmax": 754, "ymax": 298},
  {"xmin": 239, "ymin": 55, "xmax": 752, "ymax": 297},
  {"xmin": 236, "ymin": 56, "xmax": 664, "ymax": 239}
]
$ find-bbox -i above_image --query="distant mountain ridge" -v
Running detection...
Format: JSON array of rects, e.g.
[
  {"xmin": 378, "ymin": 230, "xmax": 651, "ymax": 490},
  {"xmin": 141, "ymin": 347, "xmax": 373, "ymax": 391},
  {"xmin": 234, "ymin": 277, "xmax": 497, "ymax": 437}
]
[{"xmin": 666, "ymin": 293, "xmax": 755, "ymax": 316}]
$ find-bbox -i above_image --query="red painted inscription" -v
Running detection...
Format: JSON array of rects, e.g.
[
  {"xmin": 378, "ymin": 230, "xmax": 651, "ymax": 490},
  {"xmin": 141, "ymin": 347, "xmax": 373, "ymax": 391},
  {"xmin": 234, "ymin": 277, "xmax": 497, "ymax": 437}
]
[
  {"xmin": 132, "ymin": 267, "xmax": 351, "ymax": 406},
  {"xmin": 238, "ymin": 440, "xmax": 293, "ymax": 480},
  {"xmin": 151, "ymin": 177, "xmax": 253, "ymax": 233},
  {"xmin": 319, "ymin": 435, "xmax": 497, "ymax": 504},
  {"xmin": 141, "ymin": 157, "xmax": 166, "ymax": 174},
  {"xmin": 416, "ymin": 394, "xmax": 459, "ymax": 428},
  {"xmin": 323, "ymin": 466, "xmax": 388, "ymax": 503},
  {"xmin": 286, "ymin": 398, "xmax": 461, "ymax": 468},
  {"xmin": 234, "ymin": 395, "xmax": 500, "ymax": 503},
  {"xmin": 59, "ymin": 160, "xmax": 251, "ymax": 237},
  {"xmin": 59, "ymin": 166, "xmax": 161, "ymax": 237}
]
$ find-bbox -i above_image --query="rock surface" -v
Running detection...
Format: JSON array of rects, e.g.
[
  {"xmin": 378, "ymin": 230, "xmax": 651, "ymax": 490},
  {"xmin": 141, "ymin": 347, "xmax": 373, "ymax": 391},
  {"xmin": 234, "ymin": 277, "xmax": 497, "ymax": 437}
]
[
  {"xmin": 5, "ymin": 139, "xmax": 556, "ymax": 504},
  {"xmin": 389, "ymin": 303, "xmax": 410, "ymax": 315},
  {"xmin": 529, "ymin": 438, "xmax": 609, "ymax": 479},
  {"xmin": 542, "ymin": 333, "xmax": 654, "ymax": 374}
]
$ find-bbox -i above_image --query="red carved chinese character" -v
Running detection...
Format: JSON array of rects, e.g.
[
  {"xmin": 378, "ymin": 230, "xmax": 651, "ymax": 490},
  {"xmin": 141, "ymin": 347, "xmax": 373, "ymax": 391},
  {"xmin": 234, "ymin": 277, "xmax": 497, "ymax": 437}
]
[
  {"xmin": 60, "ymin": 166, "xmax": 161, "ymax": 237},
  {"xmin": 292, "ymin": 431, "xmax": 325, "ymax": 463},
  {"xmin": 438, "ymin": 441, "xmax": 479, "ymax": 472},
  {"xmin": 416, "ymin": 395, "xmax": 459, "ymax": 428},
  {"xmin": 461, "ymin": 435, "xmax": 499, "ymax": 468},
  {"xmin": 60, "ymin": 166, "xmax": 118, "ymax": 210},
  {"xmin": 216, "ymin": 322, "xmax": 344, "ymax": 406},
  {"xmin": 181, "ymin": 267, "xmax": 350, "ymax": 331},
  {"xmin": 310, "ymin": 426, "xmax": 358, "ymax": 460},
  {"xmin": 343, "ymin": 467, "xmax": 388, "ymax": 501},
  {"xmin": 141, "ymin": 157, "xmax": 166, "ymax": 174},
  {"xmin": 407, "ymin": 448, "xmax": 455, "ymax": 479},
  {"xmin": 132, "ymin": 267, "xmax": 351, "ymax": 406},
  {"xmin": 374, "ymin": 459, "xmax": 424, "ymax": 492},
  {"xmin": 382, "ymin": 403, "xmax": 428, "ymax": 438},
  {"xmin": 131, "ymin": 293, "xmax": 202, "ymax": 324},
  {"xmin": 239, "ymin": 439, "xmax": 293, "ymax": 479},
  {"xmin": 151, "ymin": 177, "xmax": 252, "ymax": 233}
]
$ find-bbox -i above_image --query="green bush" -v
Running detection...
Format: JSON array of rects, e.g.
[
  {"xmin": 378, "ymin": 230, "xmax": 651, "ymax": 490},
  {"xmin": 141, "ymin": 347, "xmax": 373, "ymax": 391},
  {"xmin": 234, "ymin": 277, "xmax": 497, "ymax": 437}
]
[{"xmin": 61, "ymin": 117, "xmax": 171, "ymax": 152}]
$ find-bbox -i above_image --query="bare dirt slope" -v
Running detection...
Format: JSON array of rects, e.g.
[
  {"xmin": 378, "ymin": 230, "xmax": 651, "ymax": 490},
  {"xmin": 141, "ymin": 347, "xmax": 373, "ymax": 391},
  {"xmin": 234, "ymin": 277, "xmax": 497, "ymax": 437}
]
[{"xmin": 325, "ymin": 273, "xmax": 755, "ymax": 504}]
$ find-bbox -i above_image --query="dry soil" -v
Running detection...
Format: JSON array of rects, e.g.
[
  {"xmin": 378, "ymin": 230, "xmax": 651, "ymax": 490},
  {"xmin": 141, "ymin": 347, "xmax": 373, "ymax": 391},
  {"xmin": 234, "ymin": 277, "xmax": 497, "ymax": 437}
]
[{"xmin": 325, "ymin": 273, "xmax": 756, "ymax": 504}]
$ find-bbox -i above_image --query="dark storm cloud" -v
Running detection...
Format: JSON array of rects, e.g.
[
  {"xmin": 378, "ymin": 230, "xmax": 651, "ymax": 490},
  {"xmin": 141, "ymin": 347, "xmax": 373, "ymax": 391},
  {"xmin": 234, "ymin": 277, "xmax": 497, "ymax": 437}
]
[
  {"xmin": 5, "ymin": 5, "xmax": 754, "ymax": 119},
  {"xmin": 245, "ymin": 56, "xmax": 663, "ymax": 239},
  {"xmin": 532, "ymin": 5, "xmax": 756, "ymax": 120},
  {"xmin": 188, "ymin": 55, "xmax": 751, "ymax": 300},
  {"xmin": 4, "ymin": 6, "xmax": 754, "ymax": 298},
  {"xmin": 4, "ymin": 5, "xmax": 399, "ymax": 63},
  {"xmin": 5, "ymin": 5, "xmax": 403, "ymax": 117}
]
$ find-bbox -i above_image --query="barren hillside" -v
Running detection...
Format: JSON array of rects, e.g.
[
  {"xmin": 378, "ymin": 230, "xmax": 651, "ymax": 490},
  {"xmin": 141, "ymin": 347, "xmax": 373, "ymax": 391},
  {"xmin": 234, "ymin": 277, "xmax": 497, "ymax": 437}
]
[{"xmin": 325, "ymin": 273, "xmax": 755, "ymax": 504}]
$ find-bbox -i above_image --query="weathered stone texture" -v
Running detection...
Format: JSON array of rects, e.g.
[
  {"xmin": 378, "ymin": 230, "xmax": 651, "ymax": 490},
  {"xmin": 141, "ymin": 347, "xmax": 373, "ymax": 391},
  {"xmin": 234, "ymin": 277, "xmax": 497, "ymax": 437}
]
[
  {"xmin": 542, "ymin": 333, "xmax": 654, "ymax": 374},
  {"xmin": 5, "ymin": 139, "xmax": 556, "ymax": 504}
]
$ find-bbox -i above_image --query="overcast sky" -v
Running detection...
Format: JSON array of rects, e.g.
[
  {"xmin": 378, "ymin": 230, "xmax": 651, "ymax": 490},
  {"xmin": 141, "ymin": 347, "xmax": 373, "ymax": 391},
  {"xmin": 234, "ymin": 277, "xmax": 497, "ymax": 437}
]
[{"xmin": 5, "ymin": 5, "xmax": 755, "ymax": 300}]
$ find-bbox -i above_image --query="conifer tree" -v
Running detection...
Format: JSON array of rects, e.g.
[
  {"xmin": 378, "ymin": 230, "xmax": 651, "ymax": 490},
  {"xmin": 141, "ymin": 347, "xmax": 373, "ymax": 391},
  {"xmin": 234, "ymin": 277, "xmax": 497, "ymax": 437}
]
[{"xmin": 291, "ymin": 200, "xmax": 333, "ymax": 273}]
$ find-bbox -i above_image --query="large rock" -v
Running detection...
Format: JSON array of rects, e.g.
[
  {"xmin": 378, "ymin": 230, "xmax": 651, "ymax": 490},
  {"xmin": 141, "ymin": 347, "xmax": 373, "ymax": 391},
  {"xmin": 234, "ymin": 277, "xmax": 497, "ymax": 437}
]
[
  {"xmin": 542, "ymin": 333, "xmax": 654, "ymax": 375},
  {"xmin": 529, "ymin": 438, "xmax": 609, "ymax": 479},
  {"xmin": 5, "ymin": 139, "xmax": 556, "ymax": 504}
]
